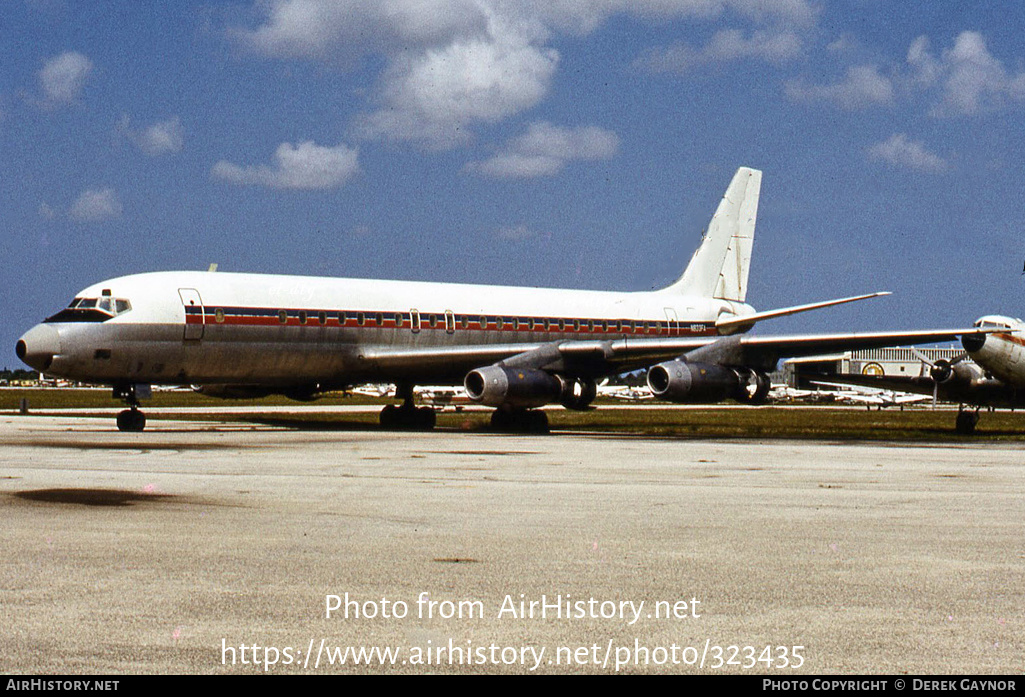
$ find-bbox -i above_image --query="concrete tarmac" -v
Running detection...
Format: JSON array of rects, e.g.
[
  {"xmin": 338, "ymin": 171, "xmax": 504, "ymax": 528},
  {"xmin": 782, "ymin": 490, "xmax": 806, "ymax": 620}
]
[{"xmin": 1, "ymin": 415, "xmax": 1022, "ymax": 674}]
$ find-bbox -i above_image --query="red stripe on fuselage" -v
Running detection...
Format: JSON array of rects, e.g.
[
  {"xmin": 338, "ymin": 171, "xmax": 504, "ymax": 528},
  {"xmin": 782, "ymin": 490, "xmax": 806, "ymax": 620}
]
[{"xmin": 191, "ymin": 306, "xmax": 720, "ymax": 337}]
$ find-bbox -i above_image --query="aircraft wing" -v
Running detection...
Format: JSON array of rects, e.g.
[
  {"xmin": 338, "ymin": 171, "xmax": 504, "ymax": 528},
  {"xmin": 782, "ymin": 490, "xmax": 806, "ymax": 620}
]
[
  {"xmin": 359, "ymin": 328, "xmax": 987, "ymax": 379},
  {"xmin": 809, "ymin": 374, "xmax": 937, "ymax": 397},
  {"xmin": 819, "ymin": 372, "xmax": 1025, "ymax": 409}
]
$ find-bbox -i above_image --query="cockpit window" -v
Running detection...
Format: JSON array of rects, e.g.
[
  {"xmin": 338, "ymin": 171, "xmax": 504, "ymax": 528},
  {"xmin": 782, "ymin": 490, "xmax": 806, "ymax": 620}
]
[{"xmin": 44, "ymin": 296, "xmax": 132, "ymax": 323}]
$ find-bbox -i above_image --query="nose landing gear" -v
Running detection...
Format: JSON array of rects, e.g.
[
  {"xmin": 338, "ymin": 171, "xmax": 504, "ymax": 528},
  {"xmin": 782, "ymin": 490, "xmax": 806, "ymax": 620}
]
[
  {"xmin": 113, "ymin": 384, "xmax": 149, "ymax": 432},
  {"xmin": 116, "ymin": 408, "xmax": 147, "ymax": 432}
]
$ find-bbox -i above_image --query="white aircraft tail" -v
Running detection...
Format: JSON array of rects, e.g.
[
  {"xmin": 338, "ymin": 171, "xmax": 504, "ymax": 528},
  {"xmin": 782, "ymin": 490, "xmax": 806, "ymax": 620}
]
[{"xmin": 662, "ymin": 166, "xmax": 761, "ymax": 302}]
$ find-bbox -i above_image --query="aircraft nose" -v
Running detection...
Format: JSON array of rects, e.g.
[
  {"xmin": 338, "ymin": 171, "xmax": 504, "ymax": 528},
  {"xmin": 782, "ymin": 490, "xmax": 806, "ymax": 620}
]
[
  {"xmin": 961, "ymin": 332, "xmax": 986, "ymax": 354},
  {"xmin": 16, "ymin": 324, "xmax": 61, "ymax": 372}
]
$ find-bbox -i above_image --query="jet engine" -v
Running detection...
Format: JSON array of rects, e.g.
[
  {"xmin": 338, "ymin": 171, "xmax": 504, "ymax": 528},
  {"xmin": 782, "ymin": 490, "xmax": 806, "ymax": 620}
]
[
  {"xmin": 559, "ymin": 376, "xmax": 597, "ymax": 411},
  {"xmin": 647, "ymin": 360, "xmax": 764, "ymax": 404},
  {"xmin": 464, "ymin": 367, "xmax": 597, "ymax": 410},
  {"xmin": 464, "ymin": 367, "xmax": 563, "ymax": 408}
]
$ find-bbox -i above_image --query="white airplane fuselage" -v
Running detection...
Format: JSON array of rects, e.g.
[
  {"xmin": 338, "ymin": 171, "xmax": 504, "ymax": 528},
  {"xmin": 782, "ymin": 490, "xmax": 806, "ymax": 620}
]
[
  {"xmin": 964, "ymin": 315, "xmax": 1025, "ymax": 386},
  {"xmin": 18, "ymin": 270, "xmax": 748, "ymax": 389}
]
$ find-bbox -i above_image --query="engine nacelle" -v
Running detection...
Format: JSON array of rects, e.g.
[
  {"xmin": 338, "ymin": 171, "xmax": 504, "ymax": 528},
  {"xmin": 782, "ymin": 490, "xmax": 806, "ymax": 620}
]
[
  {"xmin": 559, "ymin": 376, "xmax": 597, "ymax": 411},
  {"xmin": 736, "ymin": 370, "xmax": 771, "ymax": 404},
  {"xmin": 931, "ymin": 360, "xmax": 979, "ymax": 386},
  {"xmin": 646, "ymin": 360, "xmax": 744, "ymax": 404},
  {"xmin": 464, "ymin": 366, "xmax": 563, "ymax": 408}
]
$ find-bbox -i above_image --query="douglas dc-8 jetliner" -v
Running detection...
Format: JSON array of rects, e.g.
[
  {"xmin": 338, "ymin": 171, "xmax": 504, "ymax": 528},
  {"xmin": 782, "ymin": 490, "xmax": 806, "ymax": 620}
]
[
  {"xmin": 825, "ymin": 315, "xmax": 1025, "ymax": 434},
  {"xmin": 15, "ymin": 167, "xmax": 987, "ymax": 432}
]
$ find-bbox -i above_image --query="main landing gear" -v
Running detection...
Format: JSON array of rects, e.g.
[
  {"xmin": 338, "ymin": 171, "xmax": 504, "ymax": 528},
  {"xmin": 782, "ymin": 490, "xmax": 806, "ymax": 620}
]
[
  {"xmin": 113, "ymin": 384, "xmax": 147, "ymax": 432},
  {"xmin": 490, "ymin": 407, "xmax": 550, "ymax": 434},
  {"xmin": 955, "ymin": 405, "xmax": 980, "ymax": 435},
  {"xmin": 379, "ymin": 383, "xmax": 437, "ymax": 430}
]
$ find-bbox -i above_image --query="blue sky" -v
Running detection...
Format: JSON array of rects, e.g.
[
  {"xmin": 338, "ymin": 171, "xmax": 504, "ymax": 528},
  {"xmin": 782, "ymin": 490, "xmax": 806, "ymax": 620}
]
[{"xmin": 4, "ymin": 1, "xmax": 1025, "ymax": 369}]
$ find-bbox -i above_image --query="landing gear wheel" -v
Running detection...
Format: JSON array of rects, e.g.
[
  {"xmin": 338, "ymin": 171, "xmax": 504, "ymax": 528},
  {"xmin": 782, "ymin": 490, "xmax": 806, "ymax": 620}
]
[
  {"xmin": 116, "ymin": 409, "xmax": 146, "ymax": 432},
  {"xmin": 379, "ymin": 404, "xmax": 436, "ymax": 431},
  {"xmin": 490, "ymin": 408, "xmax": 549, "ymax": 434},
  {"xmin": 416, "ymin": 406, "xmax": 436, "ymax": 430},
  {"xmin": 955, "ymin": 408, "xmax": 979, "ymax": 435}
]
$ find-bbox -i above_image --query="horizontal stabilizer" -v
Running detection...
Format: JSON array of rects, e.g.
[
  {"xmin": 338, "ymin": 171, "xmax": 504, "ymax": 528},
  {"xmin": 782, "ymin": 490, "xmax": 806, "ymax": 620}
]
[{"xmin": 715, "ymin": 292, "xmax": 891, "ymax": 333}]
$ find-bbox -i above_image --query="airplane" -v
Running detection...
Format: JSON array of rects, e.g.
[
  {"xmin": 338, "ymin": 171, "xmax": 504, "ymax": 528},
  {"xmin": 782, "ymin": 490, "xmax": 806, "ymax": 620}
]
[
  {"xmin": 820, "ymin": 315, "xmax": 1025, "ymax": 433},
  {"xmin": 809, "ymin": 381, "xmax": 932, "ymax": 409},
  {"xmin": 597, "ymin": 382, "xmax": 655, "ymax": 401},
  {"xmin": 15, "ymin": 166, "xmax": 989, "ymax": 433},
  {"xmin": 414, "ymin": 385, "xmax": 470, "ymax": 410}
]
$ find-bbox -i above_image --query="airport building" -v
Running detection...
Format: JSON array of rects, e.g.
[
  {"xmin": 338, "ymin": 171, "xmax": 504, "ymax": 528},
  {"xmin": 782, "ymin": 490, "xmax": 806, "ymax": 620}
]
[{"xmin": 782, "ymin": 346, "xmax": 972, "ymax": 388}]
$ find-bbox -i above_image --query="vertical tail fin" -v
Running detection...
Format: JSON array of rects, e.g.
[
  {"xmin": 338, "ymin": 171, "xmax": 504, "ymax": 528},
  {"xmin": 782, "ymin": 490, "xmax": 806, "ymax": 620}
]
[{"xmin": 661, "ymin": 167, "xmax": 761, "ymax": 301}]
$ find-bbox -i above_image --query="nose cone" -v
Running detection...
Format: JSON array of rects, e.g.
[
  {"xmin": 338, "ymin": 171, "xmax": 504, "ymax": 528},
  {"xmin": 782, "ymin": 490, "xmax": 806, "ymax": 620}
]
[
  {"xmin": 961, "ymin": 332, "xmax": 986, "ymax": 354},
  {"xmin": 16, "ymin": 324, "xmax": 61, "ymax": 372}
]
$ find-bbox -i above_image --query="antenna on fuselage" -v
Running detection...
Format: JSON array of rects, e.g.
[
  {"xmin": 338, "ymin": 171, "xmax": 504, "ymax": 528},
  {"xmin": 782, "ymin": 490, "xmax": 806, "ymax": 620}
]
[{"xmin": 208, "ymin": 263, "xmax": 218, "ymax": 273}]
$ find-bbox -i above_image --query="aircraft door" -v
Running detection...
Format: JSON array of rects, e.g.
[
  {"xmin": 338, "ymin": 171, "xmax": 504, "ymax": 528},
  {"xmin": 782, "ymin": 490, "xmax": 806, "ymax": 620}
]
[
  {"xmin": 179, "ymin": 288, "xmax": 205, "ymax": 340},
  {"xmin": 663, "ymin": 308, "xmax": 679, "ymax": 337}
]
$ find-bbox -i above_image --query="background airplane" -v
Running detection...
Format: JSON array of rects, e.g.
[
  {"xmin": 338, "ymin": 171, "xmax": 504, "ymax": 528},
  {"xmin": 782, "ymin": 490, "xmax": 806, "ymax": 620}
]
[
  {"xmin": 809, "ymin": 381, "xmax": 932, "ymax": 409},
  {"xmin": 15, "ymin": 167, "xmax": 986, "ymax": 432},
  {"xmin": 822, "ymin": 315, "xmax": 1025, "ymax": 433}
]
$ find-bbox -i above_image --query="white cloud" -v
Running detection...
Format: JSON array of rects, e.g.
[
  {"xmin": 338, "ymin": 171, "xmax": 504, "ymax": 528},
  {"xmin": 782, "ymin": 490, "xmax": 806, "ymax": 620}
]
[
  {"xmin": 238, "ymin": 1, "xmax": 818, "ymax": 58},
  {"xmin": 356, "ymin": 17, "xmax": 559, "ymax": 148},
  {"xmin": 69, "ymin": 188, "xmax": 123, "ymax": 221},
  {"xmin": 638, "ymin": 28, "xmax": 802, "ymax": 73},
  {"xmin": 867, "ymin": 134, "xmax": 948, "ymax": 173},
  {"xmin": 212, "ymin": 141, "xmax": 360, "ymax": 189},
  {"xmin": 121, "ymin": 116, "xmax": 184, "ymax": 156},
  {"xmin": 786, "ymin": 65, "xmax": 894, "ymax": 110},
  {"xmin": 796, "ymin": 31, "xmax": 1025, "ymax": 117},
  {"xmin": 236, "ymin": 0, "xmax": 818, "ymax": 149},
  {"xmin": 466, "ymin": 122, "xmax": 619, "ymax": 178},
  {"xmin": 38, "ymin": 51, "xmax": 93, "ymax": 107},
  {"xmin": 910, "ymin": 31, "xmax": 1025, "ymax": 116},
  {"xmin": 240, "ymin": 0, "xmax": 489, "ymax": 60}
]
